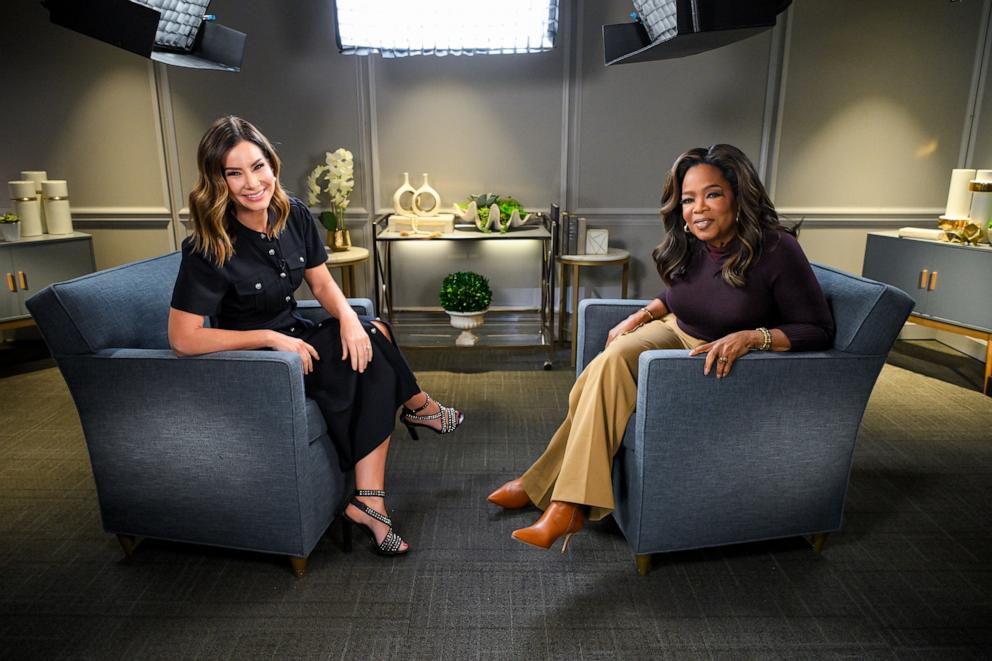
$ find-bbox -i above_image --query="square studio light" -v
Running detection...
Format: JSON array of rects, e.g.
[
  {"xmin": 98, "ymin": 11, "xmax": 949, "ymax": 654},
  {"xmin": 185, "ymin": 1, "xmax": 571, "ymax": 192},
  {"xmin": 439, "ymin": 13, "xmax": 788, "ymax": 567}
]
[{"xmin": 333, "ymin": 0, "xmax": 559, "ymax": 57}]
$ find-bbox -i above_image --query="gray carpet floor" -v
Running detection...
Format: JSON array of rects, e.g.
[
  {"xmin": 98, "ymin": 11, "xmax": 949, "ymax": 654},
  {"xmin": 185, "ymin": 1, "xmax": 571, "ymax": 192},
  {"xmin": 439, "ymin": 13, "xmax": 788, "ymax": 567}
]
[{"xmin": 0, "ymin": 341, "xmax": 990, "ymax": 659}]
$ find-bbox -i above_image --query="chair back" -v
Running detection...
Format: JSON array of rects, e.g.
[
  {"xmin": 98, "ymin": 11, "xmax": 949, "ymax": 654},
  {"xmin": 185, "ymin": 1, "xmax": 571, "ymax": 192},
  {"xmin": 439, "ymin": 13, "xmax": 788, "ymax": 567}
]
[
  {"xmin": 27, "ymin": 252, "xmax": 180, "ymax": 356},
  {"xmin": 812, "ymin": 263, "xmax": 914, "ymax": 356}
]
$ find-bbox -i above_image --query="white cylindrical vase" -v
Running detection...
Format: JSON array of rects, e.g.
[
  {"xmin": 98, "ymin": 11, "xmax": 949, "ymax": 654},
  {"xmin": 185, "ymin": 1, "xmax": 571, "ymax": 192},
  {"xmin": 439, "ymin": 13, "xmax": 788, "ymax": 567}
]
[
  {"xmin": 42, "ymin": 180, "xmax": 73, "ymax": 235},
  {"xmin": 9, "ymin": 180, "xmax": 43, "ymax": 237},
  {"xmin": 21, "ymin": 170, "xmax": 48, "ymax": 233},
  {"xmin": 944, "ymin": 169, "xmax": 976, "ymax": 219},
  {"xmin": 968, "ymin": 180, "xmax": 992, "ymax": 227}
]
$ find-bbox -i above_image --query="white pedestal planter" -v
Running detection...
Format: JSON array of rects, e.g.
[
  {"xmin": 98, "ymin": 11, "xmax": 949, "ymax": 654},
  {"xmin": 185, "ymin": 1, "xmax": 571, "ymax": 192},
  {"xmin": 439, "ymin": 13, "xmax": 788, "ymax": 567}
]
[{"xmin": 445, "ymin": 309, "xmax": 488, "ymax": 347}]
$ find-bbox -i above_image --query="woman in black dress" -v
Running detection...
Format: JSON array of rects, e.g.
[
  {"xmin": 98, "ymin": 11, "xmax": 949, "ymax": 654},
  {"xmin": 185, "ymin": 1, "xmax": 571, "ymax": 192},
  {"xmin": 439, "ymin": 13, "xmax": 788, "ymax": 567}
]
[{"xmin": 168, "ymin": 116, "xmax": 463, "ymax": 556}]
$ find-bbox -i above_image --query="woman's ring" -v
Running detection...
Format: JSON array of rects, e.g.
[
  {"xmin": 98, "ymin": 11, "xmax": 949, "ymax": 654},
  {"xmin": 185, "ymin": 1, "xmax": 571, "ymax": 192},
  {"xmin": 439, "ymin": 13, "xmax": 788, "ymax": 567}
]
[{"xmin": 718, "ymin": 356, "xmax": 729, "ymax": 363}]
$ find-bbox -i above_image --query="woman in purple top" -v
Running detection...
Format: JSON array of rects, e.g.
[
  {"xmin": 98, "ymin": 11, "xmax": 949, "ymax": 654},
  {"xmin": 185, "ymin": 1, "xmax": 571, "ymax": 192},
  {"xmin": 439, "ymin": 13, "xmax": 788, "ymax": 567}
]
[{"xmin": 487, "ymin": 144, "xmax": 834, "ymax": 552}]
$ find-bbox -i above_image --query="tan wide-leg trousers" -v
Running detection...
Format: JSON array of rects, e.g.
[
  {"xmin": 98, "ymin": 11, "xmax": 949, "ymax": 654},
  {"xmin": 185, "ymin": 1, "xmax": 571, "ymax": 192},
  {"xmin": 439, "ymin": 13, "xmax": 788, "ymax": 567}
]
[{"xmin": 519, "ymin": 314, "xmax": 705, "ymax": 521}]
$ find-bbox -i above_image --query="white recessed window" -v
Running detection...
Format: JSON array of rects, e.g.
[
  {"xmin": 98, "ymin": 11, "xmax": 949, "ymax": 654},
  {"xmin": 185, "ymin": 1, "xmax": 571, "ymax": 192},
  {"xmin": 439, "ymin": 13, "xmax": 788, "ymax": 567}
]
[{"xmin": 334, "ymin": 0, "xmax": 560, "ymax": 57}]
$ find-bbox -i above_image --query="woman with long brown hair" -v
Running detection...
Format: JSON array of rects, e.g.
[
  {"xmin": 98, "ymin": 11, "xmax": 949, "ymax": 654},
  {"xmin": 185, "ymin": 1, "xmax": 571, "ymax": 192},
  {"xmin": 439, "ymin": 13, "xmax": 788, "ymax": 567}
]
[
  {"xmin": 169, "ymin": 116, "xmax": 464, "ymax": 557},
  {"xmin": 488, "ymin": 144, "xmax": 834, "ymax": 551}
]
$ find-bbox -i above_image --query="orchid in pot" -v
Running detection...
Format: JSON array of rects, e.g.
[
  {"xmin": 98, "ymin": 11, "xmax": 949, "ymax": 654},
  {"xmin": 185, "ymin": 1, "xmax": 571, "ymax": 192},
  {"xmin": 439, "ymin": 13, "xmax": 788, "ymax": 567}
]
[{"xmin": 307, "ymin": 148, "xmax": 355, "ymax": 252}]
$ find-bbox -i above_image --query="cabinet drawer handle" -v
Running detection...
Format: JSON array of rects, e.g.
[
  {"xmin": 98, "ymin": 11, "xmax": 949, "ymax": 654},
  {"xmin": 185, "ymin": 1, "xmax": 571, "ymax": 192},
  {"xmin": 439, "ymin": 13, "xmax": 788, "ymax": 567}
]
[
  {"xmin": 928, "ymin": 271, "xmax": 938, "ymax": 291},
  {"xmin": 17, "ymin": 271, "xmax": 27, "ymax": 290},
  {"xmin": 919, "ymin": 269, "xmax": 929, "ymax": 289},
  {"xmin": 5, "ymin": 273, "xmax": 15, "ymax": 293}
]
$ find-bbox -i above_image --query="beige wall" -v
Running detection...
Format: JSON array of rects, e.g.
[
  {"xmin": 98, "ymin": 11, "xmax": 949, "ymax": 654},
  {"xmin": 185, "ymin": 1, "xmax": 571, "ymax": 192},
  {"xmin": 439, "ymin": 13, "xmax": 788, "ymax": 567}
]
[{"xmin": 2, "ymin": 0, "xmax": 991, "ymax": 307}]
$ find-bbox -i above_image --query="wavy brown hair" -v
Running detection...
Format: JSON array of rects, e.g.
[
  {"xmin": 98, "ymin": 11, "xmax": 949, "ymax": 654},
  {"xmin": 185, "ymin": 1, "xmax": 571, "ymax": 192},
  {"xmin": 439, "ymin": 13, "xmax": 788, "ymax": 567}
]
[
  {"xmin": 652, "ymin": 144, "xmax": 791, "ymax": 288},
  {"xmin": 188, "ymin": 116, "xmax": 291, "ymax": 266}
]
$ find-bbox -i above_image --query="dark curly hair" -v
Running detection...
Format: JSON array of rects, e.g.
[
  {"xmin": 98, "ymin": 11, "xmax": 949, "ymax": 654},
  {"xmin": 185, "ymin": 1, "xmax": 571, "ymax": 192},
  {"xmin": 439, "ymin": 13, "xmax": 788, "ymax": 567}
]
[{"xmin": 651, "ymin": 144, "xmax": 794, "ymax": 288}]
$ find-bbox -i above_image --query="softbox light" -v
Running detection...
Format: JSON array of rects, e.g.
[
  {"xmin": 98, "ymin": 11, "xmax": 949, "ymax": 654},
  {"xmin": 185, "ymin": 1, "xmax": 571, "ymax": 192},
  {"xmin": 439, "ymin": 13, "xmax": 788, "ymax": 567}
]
[
  {"xmin": 604, "ymin": 0, "xmax": 792, "ymax": 65},
  {"xmin": 333, "ymin": 0, "xmax": 559, "ymax": 57},
  {"xmin": 43, "ymin": 0, "xmax": 246, "ymax": 72}
]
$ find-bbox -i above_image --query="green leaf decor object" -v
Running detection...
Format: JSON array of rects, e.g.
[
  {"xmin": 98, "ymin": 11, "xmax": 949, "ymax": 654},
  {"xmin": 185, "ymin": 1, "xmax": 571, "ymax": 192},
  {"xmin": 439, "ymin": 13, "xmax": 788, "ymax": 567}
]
[{"xmin": 439, "ymin": 271, "xmax": 493, "ymax": 312}]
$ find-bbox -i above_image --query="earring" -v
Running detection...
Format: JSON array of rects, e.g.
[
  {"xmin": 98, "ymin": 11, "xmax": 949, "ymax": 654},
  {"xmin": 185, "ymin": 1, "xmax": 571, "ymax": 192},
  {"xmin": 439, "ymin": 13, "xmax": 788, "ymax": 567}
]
[{"xmin": 683, "ymin": 222, "xmax": 690, "ymax": 233}]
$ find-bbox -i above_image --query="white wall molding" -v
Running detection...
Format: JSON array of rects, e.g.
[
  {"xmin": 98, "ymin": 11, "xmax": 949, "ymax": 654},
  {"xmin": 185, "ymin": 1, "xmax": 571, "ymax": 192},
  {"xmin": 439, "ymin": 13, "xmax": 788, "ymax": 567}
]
[
  {"xmin": 757, "ymin": 6, "xmax": 790, "ymax": 184},
  {"xmin": 766, "ymin": 5, "xmax": 793, "ymax": 201},
  {"xmin": 72, "ymin": 207, "xmax": 173, "ymax": 218},
  {"xmin": 152, "ymin": 62, "xmax": 184, "ymax": 252},
  {"xmin": 962, "ymin": 0, "xmax": 992, "ymax": 166},
  {"xmin": 561, "ymin": 0, "xmax": 580, "ymax": 211}
]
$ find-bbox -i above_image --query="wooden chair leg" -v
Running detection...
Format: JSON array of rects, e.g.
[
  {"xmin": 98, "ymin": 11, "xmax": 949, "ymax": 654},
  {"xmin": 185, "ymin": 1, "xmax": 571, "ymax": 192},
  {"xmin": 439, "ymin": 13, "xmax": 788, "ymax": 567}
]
[
  {"xmin": 635, "ymin": 554, "xmax": 652, "ymax": 576},
  {"xmin": 810, "ymin": 532, "xmax": 829, "ymax": 554},
  {"xmin": 116, "ymin": 534, "xmax": 140, "ymax": 558},
  {"xmin": 289, "ymin": 556, "xmax": 308, "ymax": 578}
]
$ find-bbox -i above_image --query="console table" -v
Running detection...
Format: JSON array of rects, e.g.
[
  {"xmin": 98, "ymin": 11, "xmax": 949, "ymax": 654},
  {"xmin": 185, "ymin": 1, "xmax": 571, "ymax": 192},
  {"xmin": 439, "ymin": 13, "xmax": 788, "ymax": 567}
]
[
  {"xmin": 1, "ymin": 233, "xmax": 95, "ymax": 330},
  {"xmin": 862, "ymin": 232, "xmax": 991, "ymax": 394},
  {"xmin": 371, "ymin": 215, "xmax": 556, "ymax": 368}
]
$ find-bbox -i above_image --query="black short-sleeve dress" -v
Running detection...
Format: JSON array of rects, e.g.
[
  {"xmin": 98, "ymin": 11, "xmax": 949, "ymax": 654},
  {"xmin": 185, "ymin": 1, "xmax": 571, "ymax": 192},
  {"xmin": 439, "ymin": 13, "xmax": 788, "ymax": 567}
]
[{"xmin": 171, "ymin": 198, "xmax": 420, "ymax": 469}]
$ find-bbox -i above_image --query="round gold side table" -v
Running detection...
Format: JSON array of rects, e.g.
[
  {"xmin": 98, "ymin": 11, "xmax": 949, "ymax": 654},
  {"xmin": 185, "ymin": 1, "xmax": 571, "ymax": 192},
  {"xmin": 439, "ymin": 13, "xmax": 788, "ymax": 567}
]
[
  {"xmin": 557, "ymin": 248, "xmax": 630, "ymax": 366},
  {"xmin": 325, "ymin": 246, "xmax": 370, "ymax": 297}
]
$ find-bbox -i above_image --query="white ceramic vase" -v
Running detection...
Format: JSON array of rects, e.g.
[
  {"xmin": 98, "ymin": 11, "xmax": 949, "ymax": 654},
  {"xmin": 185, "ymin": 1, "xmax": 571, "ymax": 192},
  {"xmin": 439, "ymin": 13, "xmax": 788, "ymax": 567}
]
[
  {"xmin": 446, "ymin": 308, "xmax": 488, "ymax": 347},
  {"xmin": 392, "ymin": 172, "xmax": 416, "ymax": 216},
  {"xmin": 413, "ymin": 173, "xmax": 441, "ymax": 216}
]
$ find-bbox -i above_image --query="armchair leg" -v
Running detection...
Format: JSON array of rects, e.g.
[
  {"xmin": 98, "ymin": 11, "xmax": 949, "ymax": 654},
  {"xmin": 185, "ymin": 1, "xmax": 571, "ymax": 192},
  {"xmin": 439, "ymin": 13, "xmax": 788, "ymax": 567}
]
[
  {"xmin": 289, "ymin": 556, "xmax": 308, "ymax": 578},
  {"xmin": 809, "ymin": 533, "xmax": 829, "ymax": 554},
  {"xmin": 116, "ymin": 534, "xmax": 140, "ymax": 559},
  {"xmin": 635, "ymin": 554, "xmax": 652, "ymax": 576}
]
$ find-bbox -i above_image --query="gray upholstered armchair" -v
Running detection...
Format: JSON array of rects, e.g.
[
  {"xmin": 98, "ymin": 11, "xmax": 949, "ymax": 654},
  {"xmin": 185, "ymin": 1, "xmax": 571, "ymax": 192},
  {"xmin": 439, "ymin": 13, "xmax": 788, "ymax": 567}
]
[
  {"xmin": 576, "ymin": 263, "xmax": 914, "ymax": 575},
  {"xmin": 26, "ymin": 251, "xmax": 371, "ymax": 576}
]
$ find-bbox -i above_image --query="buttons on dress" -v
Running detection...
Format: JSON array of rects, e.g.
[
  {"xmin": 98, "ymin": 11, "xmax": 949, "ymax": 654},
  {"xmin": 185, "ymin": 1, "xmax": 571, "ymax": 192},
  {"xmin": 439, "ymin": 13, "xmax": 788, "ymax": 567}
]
[
  {"xmin": 299, "ymin": 256, "xmax": 305, "ymax": 262},
  {"xmin": 259, "ymin": 233, "xmax": 266, "ymax": 239},
  {"xmin": 268, "ymin": 249, "xmax": 275, "ymax": 256},
  {"xmin": 254, "ymin": 282, "xmax": 262, "ymax": 290},
  {"xmin": 290, "ymin": 327, "xmax": 295, "ymax": 333},
  {"xmin": 285, "ymin": 296, "xmax": 291, "ymax": 302},
  {"xmin": 280, "ymin": 272, "xmax": 287, "ymax": 278},
  {"xmin": 370, "ymin": 327, "xmax": 377, "ymax": 334}
]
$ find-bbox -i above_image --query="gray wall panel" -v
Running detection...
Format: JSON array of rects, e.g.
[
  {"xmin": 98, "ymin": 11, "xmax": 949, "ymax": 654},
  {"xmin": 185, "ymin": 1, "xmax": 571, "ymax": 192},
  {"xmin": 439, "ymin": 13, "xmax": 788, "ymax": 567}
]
[
  {"xmin": 373, "ymin": 41, "xmax": 564, "ymax": 213},
  {"xmin": 0, "ymin": 3, "xmax": 166, "ymax": 209},
  {"xmin": 776, "ymin": 0, "xmax": 983, "ymax": 210},
  {"xmin": 168, "ymin": 0, "xmax": 366, "ymax": 210},
  {"xmin": 575, "ymin": 1, "xmax": 771, "ymax": 210}
]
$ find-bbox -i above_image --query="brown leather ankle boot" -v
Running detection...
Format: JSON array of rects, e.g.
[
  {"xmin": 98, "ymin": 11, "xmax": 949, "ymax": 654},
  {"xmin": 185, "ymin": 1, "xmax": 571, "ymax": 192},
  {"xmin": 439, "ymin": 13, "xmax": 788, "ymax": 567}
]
[
  {"xmin": 487, "ymin": 479, "xmax": 531, "ymax": 510},
  {"xmin": 511, "ymin": 501, "xmax": 586, "ymax": 553}
]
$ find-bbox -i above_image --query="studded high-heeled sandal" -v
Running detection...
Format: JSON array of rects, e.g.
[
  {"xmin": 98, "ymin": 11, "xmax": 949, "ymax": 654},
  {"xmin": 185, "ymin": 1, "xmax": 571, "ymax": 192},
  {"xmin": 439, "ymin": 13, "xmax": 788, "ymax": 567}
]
[
  {"xmin": 401, "ymin": 393, "xmax": 464, "ymax": 440},
  {"xmin": 344, "ymin": 490, "xmax": 409, "ymax": 556}
]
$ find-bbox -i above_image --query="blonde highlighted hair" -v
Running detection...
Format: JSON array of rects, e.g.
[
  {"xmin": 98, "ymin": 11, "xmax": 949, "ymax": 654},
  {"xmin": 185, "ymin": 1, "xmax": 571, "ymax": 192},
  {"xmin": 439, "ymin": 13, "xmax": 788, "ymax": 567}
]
[{"xmin": 188, "ymin": 116, "xmax": 291, "ymax": 266}]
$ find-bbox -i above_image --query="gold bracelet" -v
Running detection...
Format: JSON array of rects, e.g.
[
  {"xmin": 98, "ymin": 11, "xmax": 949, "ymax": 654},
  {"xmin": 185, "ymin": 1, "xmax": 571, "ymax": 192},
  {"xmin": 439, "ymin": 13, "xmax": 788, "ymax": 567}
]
[
  {"xmin": 640, "ymin": 307, "xmax": 655, "ymax": 322},
  {"xmin": 756, "ymin": 327, "xmax": 772, "ymax": 351}
]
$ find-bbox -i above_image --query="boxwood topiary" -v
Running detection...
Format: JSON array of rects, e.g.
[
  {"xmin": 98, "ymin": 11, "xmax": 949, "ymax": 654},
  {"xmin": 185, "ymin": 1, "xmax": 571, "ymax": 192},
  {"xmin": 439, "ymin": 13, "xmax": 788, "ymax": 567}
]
[{"xmin": 439, "ymin": 271, "xmax": 492, "ymax": 312}]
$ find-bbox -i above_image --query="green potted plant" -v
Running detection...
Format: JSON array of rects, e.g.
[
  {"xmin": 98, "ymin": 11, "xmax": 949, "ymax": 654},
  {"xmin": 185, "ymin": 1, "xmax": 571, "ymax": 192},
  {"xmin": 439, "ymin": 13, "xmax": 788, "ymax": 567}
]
[
  {"xmin": 439, "ymin": 271, "xmax": 493, "ymax": 346},
  {"xmin": 0, "ymin": 212, "xmax": 21, "ymax": 242},
  {"xmin": 455, "ymin": 193, "xmax": 532, "ymax": 234}
]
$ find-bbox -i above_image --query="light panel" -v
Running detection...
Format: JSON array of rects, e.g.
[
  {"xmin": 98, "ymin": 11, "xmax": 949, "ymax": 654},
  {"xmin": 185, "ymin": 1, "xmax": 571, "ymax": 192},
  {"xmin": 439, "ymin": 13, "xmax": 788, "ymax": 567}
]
[{"xmin": 334, "ymin": 0, "xmax": 559, "ymax": 57}]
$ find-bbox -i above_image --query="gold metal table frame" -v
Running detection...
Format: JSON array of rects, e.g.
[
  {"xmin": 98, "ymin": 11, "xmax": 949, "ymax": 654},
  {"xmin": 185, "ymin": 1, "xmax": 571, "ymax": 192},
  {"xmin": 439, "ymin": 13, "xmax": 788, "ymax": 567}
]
[
  {"xmin": 371, "ymin": 214, "xmax": 557, "ymax": 369},
  {"xmin": 557, "ymin": 248, "xmax": 631, "ymax": 366}
]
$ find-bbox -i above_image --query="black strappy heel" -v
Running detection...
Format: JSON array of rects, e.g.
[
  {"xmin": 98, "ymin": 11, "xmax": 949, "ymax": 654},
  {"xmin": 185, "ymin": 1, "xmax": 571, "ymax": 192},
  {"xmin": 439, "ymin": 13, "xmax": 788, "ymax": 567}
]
[
  {"xmin": 401, "ymin": 393, "xmax": 464, "ymax": 440},
  {"xmin": 344, "ymin": 490, "xmax": 409, "ymax": 556}
]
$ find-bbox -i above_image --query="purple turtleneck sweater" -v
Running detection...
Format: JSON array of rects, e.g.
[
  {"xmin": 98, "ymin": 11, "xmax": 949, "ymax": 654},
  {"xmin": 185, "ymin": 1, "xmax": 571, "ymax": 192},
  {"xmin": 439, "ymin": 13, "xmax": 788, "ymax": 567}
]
[{"xmin": 658, "ymin": 231, "xmax": 834, "ymax": 351}]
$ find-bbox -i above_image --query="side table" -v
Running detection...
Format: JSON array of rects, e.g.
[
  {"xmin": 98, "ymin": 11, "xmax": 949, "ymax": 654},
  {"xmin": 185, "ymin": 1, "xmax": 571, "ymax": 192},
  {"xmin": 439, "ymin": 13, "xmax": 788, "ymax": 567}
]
[
  {"xmin": 558, "ymin": 248, "xmax": 630, "ymax": 366},
  {"xmin": 325, "ymin": 246, "xmax": 369, "ymax": 298}
]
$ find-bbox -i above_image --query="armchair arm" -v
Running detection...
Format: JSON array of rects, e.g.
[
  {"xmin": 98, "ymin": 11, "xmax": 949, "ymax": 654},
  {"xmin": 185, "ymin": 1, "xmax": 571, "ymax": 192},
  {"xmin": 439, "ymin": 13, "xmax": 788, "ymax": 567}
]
[
  {"xmin": 296, "ymin": 297, "xmax": 375, "ymax": 323},
  {"xmin": 621, "ymin": 349, "xmax": 886, "ymax": 552},
  {"xmin": 577, "ymin": 298, "xmax": 650, "ymax": 374},
  {"xmin": 57, "ymin": 348, "xmax": 322, "ymax": 554}
]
